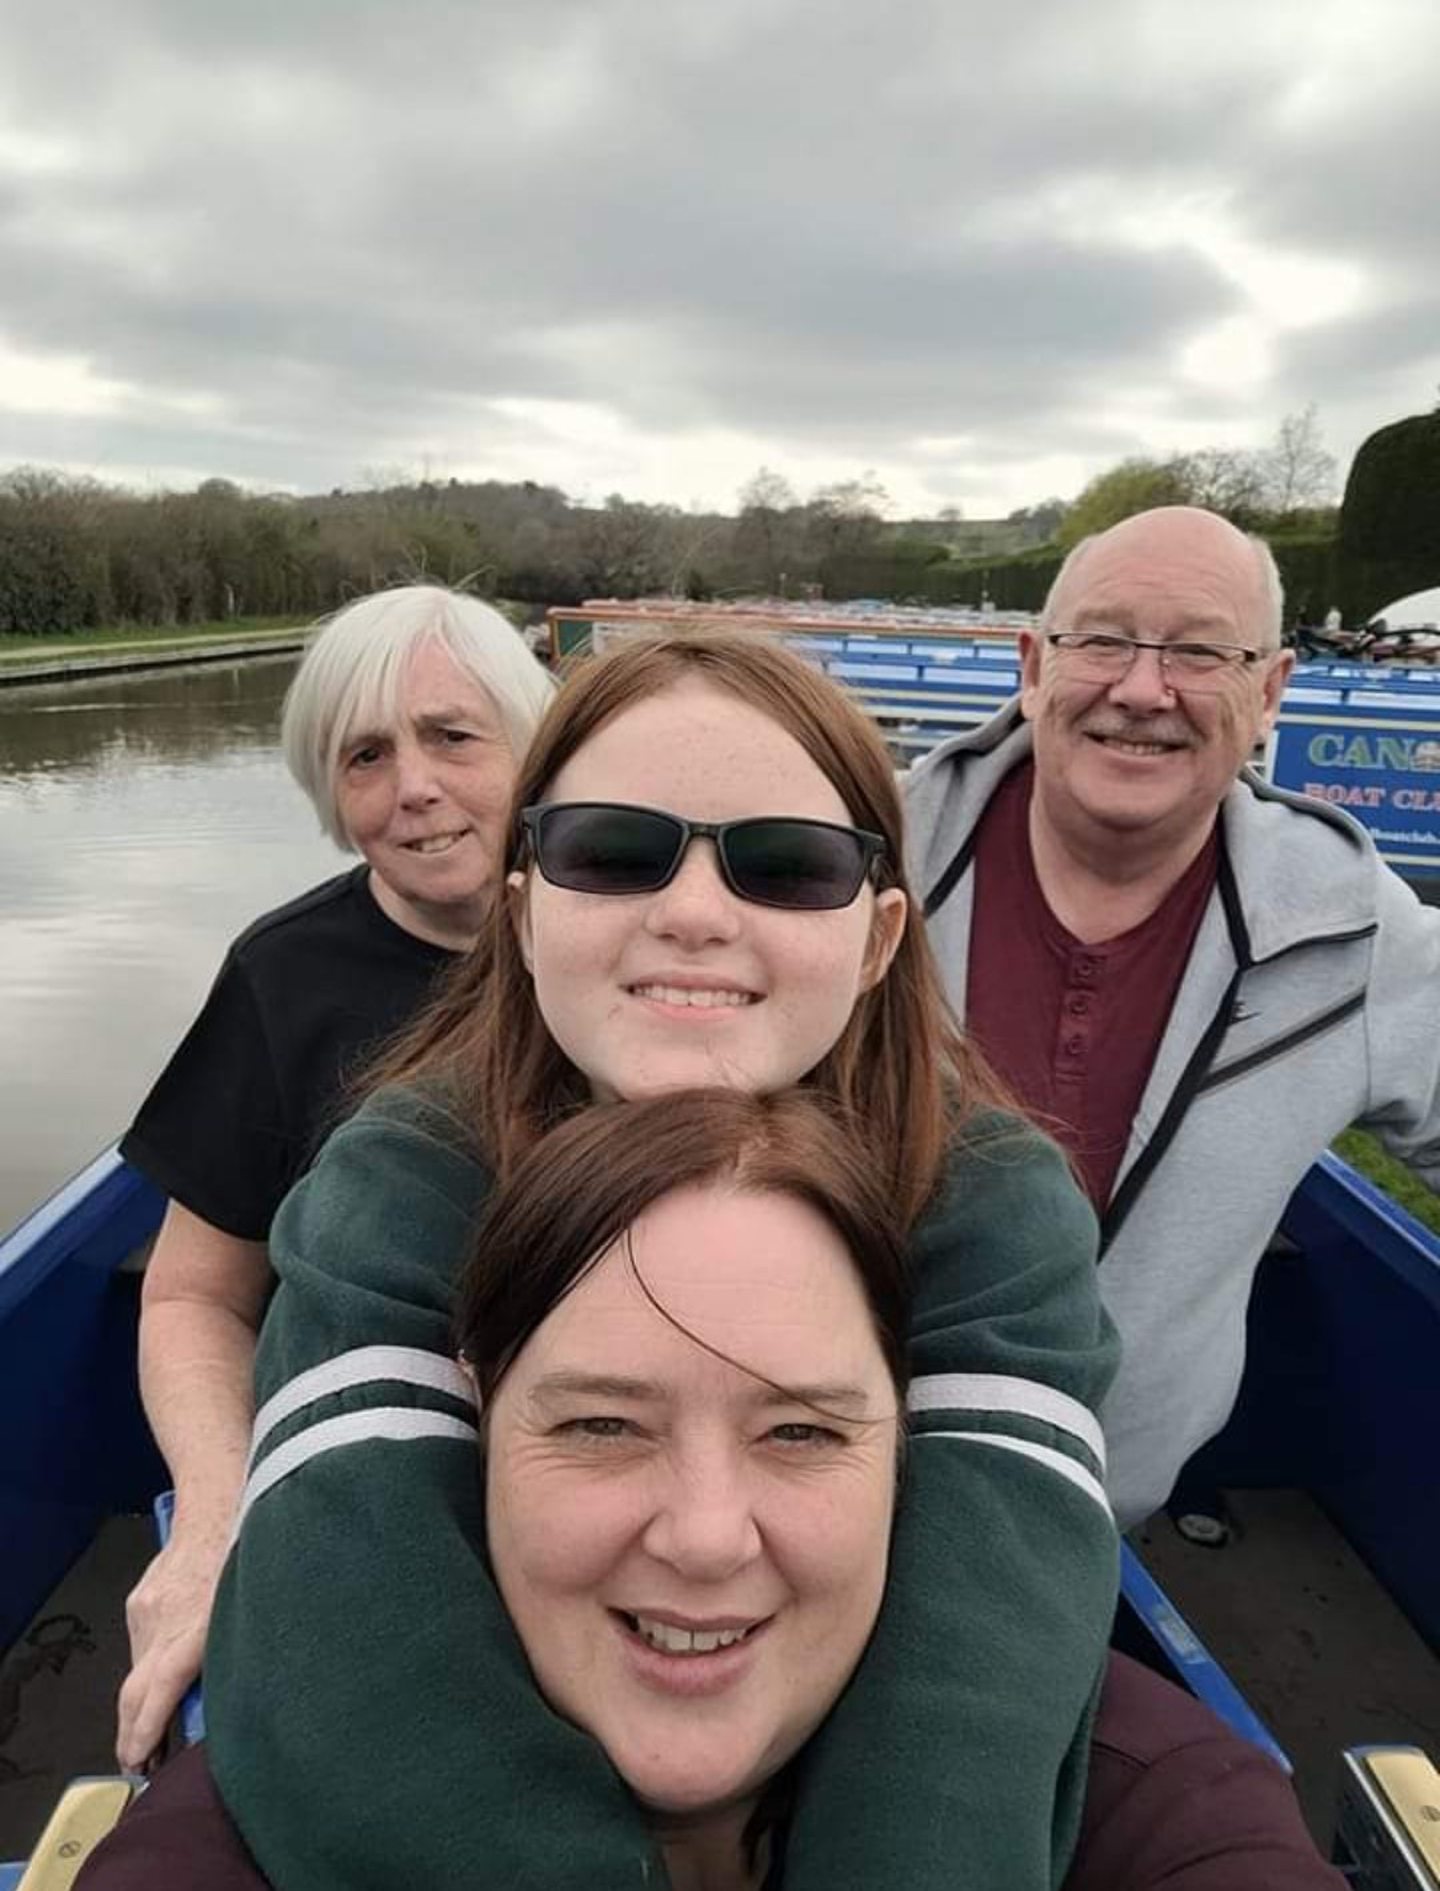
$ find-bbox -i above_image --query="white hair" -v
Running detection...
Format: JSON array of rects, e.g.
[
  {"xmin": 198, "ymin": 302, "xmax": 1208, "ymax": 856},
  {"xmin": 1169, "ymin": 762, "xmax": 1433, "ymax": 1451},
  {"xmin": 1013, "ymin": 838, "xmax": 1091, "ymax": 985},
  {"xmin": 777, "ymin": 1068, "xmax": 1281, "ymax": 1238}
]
[
  {"xmin": 1247, "ymin": 534, "xmax": 1285, "ymax": 650},
  {"xmin": 1041, "ymin": 514, "xmax": 1285, "ymax": 650},
  {"xmin": 281, "ymin": 585, "xmax": 554, "ymax": 848}
]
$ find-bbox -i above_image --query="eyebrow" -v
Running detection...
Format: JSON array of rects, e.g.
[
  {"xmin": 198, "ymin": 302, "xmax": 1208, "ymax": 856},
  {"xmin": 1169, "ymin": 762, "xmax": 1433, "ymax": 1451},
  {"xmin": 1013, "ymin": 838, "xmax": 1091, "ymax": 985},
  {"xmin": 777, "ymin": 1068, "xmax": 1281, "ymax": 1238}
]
[
  {"xmin": 527, "ymin": 1370, "xmax": 875, "ymax": 1415},
  {"xmin": 416, "ymin": 705, "xmax": 495, "ymax": 728},
  {"xmin": 1070, "ymin": 604, "xmax": 1236, "ymax": 639},
  {"xmin": 342, "ymin": 706, "xmax": 499, "ymax": 750}
]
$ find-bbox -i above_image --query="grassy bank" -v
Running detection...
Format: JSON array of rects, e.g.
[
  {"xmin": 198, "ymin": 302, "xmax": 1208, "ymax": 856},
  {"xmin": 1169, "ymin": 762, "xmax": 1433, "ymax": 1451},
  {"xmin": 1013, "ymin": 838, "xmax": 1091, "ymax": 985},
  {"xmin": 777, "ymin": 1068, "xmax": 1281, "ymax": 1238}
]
[
  {"xmin": 0, "ymin": 616, "xmax": 308, "ymax": 660},
  {"xmin": 1333, "ymin": 1127, "xmax": 1440, "ymax": 1237},
  {"xmin": 0, "ymin": 601, "xmax": 533, "ymax": 662}
]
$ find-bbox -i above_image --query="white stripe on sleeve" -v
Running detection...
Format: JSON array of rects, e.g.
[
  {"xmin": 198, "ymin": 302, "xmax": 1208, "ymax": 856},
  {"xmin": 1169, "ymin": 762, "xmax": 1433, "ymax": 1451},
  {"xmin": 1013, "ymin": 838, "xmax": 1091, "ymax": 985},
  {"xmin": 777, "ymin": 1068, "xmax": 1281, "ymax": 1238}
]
[
  {"xmin": 907, "ymin": 1373, "xmax": 1106, "ymax": 1468},
  {"xmin": 251, "ymin": 1345, "xmax": 476, "ymax": 1461},
  {"xmin": 237, "ymin": 1406, "xmax": 479, "ymax": 1534},
  {"xmin": 914, "ymin": 1427, "xmax": 1112, "ymax": 1517}
]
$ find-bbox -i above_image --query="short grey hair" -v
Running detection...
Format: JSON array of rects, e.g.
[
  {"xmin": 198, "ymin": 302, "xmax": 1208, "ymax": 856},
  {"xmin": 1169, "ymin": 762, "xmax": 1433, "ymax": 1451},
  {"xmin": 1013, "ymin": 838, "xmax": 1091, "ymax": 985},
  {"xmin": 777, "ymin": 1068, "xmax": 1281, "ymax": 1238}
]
[
  {"xmin": 281, "ymin": 585, "xmax": 554, "ymax": 848},
  {"xmin": 1248, "ymin": 535, "xmax": 1285, "ymax": 650},
  {"xmin": 1041, "ymin": 517, "xmax": 1285, "ymax": 651}
]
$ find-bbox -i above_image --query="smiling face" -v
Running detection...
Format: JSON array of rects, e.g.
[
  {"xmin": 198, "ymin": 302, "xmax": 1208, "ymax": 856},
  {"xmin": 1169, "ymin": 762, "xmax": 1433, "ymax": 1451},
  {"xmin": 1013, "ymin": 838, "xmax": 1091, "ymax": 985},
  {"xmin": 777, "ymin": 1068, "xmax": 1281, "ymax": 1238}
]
[
  {"xmin": 509, "ymin": 678, "xmax": 907, "ymax": 1100},
  {"xmin": 1019, "ymin": 510, "xmax": 1294, "ymax": 862},
  {"xmin": 485, "ymin": 1181, "xmax": 900, "ymax": 1818},
  {"xmin": 334, "ymin": 637, "xmax": 516, "ymax": 947}
]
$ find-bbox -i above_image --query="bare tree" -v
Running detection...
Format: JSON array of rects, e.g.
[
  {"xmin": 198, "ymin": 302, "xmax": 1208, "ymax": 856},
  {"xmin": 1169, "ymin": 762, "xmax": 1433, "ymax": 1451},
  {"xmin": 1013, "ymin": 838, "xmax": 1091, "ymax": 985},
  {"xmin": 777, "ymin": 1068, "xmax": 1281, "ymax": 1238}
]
[
  {"xmin": 735, "ymin": 467, "xmax": 801, "ymax": 594},
  {"xmin": 1175, "ymin": 447, "xmax": 1268, "ymax": 522},
  {"xmin": 737, "ymin": 466, "xmax": 797, "ymax": 514},
  {"xmin": 1263, "ymin": 404, "xmax": 1337, "ymax": 514}
]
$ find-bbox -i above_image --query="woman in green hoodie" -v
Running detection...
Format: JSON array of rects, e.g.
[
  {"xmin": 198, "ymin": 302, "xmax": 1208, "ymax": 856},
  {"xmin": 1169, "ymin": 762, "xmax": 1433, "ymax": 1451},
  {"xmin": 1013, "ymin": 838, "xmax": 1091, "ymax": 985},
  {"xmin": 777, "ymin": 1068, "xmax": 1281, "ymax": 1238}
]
[
  {"xmin": 202, "ymin": 630, "xmax": 1119, "ymax": 1890},
  {"xmin": 80, "ymin": 1090, "xmax": 1343, "ymax": 1891}
]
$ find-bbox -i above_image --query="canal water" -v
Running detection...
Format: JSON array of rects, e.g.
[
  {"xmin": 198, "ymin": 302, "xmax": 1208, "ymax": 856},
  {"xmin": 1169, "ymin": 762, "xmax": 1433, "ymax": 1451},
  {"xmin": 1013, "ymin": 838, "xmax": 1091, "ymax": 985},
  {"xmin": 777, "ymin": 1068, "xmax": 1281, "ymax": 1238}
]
[{"xmin": 0, "ymin": 655, "xmax": 341, "ymax": 1237}]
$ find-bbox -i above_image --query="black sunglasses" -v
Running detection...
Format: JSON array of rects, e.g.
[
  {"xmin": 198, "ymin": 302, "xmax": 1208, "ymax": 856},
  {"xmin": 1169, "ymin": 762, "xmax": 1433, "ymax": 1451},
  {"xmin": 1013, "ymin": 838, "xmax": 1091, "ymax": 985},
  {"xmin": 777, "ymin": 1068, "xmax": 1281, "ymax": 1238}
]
[{"xmin": 520, "ymin": 802, "xmax": 887, "ymax": 911}]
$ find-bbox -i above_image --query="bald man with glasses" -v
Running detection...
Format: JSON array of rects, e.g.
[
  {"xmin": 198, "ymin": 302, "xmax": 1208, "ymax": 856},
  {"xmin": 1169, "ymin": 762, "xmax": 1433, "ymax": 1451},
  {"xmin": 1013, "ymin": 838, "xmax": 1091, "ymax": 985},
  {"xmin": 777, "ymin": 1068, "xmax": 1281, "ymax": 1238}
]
[{"xmin": 905, "ymin": 505, "xmax": 1440, "ymax": 1528}]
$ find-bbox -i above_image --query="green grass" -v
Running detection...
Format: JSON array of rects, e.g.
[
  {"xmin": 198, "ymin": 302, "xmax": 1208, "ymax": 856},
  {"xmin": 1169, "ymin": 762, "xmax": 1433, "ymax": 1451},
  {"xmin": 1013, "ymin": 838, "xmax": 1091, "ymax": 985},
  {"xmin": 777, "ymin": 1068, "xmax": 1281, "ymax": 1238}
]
[
  {"xmin": 0, "ymin": 616, "xmax": 309, "ymax": 660},
  {"xmin": 1332, "ymin": 1127, "xmax": 1440, "ymax": 1237}
]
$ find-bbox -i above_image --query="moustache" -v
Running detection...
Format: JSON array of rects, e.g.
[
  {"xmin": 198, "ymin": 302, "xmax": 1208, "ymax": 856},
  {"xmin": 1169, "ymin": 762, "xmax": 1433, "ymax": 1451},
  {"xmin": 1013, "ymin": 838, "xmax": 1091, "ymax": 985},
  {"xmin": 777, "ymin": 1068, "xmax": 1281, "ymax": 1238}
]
[{"xmin": 1081, "ymin": 720, "xmax": 1193, "ymax": 748}]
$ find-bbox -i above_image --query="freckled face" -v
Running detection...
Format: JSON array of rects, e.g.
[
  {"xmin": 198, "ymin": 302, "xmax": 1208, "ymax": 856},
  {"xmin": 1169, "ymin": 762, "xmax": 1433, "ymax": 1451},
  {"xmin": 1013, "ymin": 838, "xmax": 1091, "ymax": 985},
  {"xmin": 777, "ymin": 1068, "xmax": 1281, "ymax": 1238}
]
[
  {"xmin": 334, "ymin": 638, "xmax": 515, "ymax": 944},
  {"xmin": 1020, "ymin": 513, "xmax": 1294, "ymax": 855},
  {"xmin": 485, "ymin": 1183, "xmax": 900, "ymax": 1817},
  {"xmin": 509, "ymin": 680, "xmax": 907, "ymax": 1100}
]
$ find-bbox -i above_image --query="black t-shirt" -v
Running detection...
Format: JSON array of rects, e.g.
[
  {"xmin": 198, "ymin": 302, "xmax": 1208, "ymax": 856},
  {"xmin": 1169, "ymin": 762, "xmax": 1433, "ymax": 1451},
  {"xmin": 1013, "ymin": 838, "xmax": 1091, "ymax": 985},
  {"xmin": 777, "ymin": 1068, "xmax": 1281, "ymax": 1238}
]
[{"xmin": 119, "ymin": 868, "xmax": 456, "ymax": 1241}]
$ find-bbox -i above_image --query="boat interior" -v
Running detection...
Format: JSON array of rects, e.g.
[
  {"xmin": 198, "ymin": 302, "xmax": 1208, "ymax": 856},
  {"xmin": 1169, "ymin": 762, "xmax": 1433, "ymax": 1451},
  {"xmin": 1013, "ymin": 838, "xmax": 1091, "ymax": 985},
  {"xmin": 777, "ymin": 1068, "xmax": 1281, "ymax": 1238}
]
[{"xmin": 2, "ymin": 1147, "xmax": 1438, "ymax": 1881}]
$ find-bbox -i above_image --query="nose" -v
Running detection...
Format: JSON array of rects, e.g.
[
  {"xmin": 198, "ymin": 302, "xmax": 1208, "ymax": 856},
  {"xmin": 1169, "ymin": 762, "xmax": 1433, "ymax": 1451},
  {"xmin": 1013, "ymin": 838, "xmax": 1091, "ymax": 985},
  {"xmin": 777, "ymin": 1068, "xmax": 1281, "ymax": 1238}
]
[
  {"xmin": 393, "ymin": 737, "xmax": 443, "ymax": 809},
  {"xmin": 641, "ymin": 838, "xmax": 743, "ymax": 946},
  {"xmin": 1107, "ymin": 643, "xmax": 1176, "ymax": 713},
  {"xmin": 641, "ymin": 1446, "xmax": 763, "ymax": 1582}
]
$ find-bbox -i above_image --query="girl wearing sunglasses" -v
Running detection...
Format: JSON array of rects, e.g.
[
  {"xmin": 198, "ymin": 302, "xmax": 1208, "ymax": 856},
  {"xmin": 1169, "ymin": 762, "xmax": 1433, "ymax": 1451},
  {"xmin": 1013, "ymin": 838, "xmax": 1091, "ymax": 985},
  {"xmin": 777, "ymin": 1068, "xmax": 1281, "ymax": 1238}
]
[{"xmin": 201, "ymin": 632, "xmax": 1120, "ymax": 1891}]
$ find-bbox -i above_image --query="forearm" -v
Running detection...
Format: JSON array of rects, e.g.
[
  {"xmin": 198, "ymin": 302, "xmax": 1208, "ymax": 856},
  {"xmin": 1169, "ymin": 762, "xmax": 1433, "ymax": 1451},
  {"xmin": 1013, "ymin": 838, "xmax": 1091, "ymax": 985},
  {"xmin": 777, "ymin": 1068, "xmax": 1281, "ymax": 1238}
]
[
  {"xmin": 207, "ymin": 1097, "xmax": 662, "ymax": 1888},
  {"xmin": 123, "ymin": 1239, "xmax": 267, "ymax": 1769},
  {"xmin": 209, "ymin": 1436, "xmax": 659, "ymax": 1890},
  {"xmin": 780, "ymin": 1119, "xmax": 1120, "ymax": 1889},
  {"xmin": 140, "ymin": 1297, "xmax": 258, "ymax": 1539},
  {"xmin": 786, "ymin": 1448, "xmax": 1116, "ymax": 1889}
]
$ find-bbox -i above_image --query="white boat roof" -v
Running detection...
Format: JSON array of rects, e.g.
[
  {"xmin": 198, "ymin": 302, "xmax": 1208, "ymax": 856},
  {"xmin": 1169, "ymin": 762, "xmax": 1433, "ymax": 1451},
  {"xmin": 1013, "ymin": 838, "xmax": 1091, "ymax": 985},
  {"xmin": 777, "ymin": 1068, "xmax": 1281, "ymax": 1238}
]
[{"xmin": 1367, "ymin": 585, "xmax": 1440, "ymax": 629}]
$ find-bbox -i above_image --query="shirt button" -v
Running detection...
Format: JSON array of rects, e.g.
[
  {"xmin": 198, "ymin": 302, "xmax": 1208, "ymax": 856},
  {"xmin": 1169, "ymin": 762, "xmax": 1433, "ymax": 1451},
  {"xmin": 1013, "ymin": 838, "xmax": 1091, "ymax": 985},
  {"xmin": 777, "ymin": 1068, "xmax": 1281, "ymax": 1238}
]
[
  {"xmin": 1067, "ymin": 994, "xmax": 1089, "ymax": 1016},
  {"xmin": 1076, "ymin": 957, "xmax": 1098, "ymax": 981},
  {"xmin": 1065, "ymin": 1035, "xmax": 1084, "ymax": 1057}
]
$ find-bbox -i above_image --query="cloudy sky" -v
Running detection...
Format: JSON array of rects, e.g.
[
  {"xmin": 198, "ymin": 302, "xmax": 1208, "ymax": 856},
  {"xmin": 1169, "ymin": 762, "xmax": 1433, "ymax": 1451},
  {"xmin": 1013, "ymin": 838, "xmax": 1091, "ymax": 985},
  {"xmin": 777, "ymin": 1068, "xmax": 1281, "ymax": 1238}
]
[{"xmin": 1, "ymin": 0, "xmax": 1437, "ymax": 518}]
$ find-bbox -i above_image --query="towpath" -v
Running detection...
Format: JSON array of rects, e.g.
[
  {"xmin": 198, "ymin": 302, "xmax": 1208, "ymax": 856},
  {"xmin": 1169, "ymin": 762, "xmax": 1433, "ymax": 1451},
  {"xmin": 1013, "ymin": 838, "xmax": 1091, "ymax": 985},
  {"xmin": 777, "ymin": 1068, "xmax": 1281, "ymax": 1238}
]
[{"xmin": 0, "ymin": 627, "xmax": 308, "ymax": 688}]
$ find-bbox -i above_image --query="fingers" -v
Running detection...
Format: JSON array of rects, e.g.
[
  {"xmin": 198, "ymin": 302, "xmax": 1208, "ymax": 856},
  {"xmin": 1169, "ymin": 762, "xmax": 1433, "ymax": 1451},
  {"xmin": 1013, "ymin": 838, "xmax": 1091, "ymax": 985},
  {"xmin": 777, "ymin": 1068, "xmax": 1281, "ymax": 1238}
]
[
  {"xmin": 117, "ymin": 1547, "xmax": 214, "ymax": 1770},
  {"xmin": 117, "ymin": 1634, "xmax": 204, "ymax": 1770}
]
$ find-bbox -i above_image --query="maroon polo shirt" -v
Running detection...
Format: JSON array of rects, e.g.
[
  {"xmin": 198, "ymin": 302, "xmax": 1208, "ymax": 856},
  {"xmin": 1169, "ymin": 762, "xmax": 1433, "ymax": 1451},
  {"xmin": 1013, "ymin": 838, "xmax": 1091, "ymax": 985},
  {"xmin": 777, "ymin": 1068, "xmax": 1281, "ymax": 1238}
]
[{"xmin": 967, "ymin": 762, "xmax": 1218, "ymax": 1212}]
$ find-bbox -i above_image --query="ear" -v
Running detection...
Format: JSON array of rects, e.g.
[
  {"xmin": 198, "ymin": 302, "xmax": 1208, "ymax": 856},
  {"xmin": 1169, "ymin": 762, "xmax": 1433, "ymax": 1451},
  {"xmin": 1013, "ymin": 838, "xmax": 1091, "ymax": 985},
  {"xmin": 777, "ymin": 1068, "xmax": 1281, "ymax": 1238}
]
[
  {"xmin": 506, "ymin": 869, "xmax": 534, "ymax": 973},
  {"xmin": 1257, "ymin": 648, "xmax": 1295, "ymax": 736},
  {"xmin": 1017, "ymin": 628, "xmax": 1044, "ymax": 720},
  {"xmin": 861, "ymin": 887, "xmax": 908, "ymax": 990}
]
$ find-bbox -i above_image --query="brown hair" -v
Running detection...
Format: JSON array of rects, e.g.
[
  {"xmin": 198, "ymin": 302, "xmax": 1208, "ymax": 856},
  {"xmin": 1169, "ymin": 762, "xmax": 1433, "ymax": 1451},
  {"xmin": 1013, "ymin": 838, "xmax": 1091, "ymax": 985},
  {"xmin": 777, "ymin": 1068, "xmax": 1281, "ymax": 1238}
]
[
  {"xmin": 373, "ymin": 630, "xmax": 1011, "ymax": 1223},
  {"xmin": 455, "ymin": 1087, "xmax": 910, "ymax": 1402}
]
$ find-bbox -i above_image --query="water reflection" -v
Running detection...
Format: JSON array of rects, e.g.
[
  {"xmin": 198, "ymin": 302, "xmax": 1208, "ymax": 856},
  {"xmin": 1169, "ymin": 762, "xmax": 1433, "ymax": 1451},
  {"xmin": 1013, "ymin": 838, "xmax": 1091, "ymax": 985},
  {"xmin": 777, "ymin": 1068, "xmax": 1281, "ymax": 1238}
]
[
  {"xmin": 1, "ymin": 656, "xmax": 292, "ymax": 781},
  {"xmin": 0, "ymin": 657, "xmax": 344, "ymax": 1236}
]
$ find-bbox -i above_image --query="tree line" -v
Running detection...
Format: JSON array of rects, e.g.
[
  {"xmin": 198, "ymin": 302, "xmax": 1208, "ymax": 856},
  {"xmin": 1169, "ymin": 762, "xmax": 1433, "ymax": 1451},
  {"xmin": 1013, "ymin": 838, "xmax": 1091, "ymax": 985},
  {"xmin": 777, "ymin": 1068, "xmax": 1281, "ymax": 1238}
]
[
  {"xmin": 0, "ymin": 465, "xmax": 939, "ymax": 636},
  {"xmin": 3, "ymin": 403, "xmax": 1435, "ymax": 638}
]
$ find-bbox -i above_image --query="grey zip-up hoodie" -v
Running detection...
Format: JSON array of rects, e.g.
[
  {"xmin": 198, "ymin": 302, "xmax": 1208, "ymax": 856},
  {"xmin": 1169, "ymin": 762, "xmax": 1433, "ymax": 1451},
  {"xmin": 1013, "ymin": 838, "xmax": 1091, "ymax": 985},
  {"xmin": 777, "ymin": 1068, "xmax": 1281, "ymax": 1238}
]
[{"xmin": 904, "ymin": 702, "xmax": 1440, "ymax": 1525}]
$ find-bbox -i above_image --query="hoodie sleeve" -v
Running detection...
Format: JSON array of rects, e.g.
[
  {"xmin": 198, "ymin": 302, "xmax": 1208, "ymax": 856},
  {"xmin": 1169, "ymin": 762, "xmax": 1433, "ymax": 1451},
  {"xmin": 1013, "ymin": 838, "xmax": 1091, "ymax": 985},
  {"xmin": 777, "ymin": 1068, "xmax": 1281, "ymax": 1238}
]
[
  {"xmin": 781, "ymin": 1114, "xmax": 1121, "ymax": 1891},
  {"xmin": 206, "ymin": 1095, "xmax": 1115, "ymax": 1891},
  {"xmin": 204, "ymin": 1086, "xmax": 665, "ymax": 1891}
]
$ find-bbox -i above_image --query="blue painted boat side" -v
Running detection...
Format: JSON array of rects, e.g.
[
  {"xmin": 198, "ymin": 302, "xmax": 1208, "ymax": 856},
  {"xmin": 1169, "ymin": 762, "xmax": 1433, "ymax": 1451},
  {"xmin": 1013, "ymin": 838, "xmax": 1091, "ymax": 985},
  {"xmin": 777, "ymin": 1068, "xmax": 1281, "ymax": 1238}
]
[
  {"xmin": 1117, "ymin": 1543, "xmax": 1291, "ymax": 1770},
  {"xmin": 1177, "ymin": 1154, "xmax": 1440, "ymax": 1654},
  {"xmin": 0, "ymin": 1154, "xmax": 165, "ymax": 1652}
]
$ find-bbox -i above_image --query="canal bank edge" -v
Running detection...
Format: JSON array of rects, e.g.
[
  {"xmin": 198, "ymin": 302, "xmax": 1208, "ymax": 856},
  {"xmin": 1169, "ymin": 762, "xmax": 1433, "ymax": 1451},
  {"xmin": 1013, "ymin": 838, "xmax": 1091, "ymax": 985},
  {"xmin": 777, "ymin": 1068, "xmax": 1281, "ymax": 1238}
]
[{"xmin": 0, "ymin": 631, "xmax": 309, "ymax": 688}]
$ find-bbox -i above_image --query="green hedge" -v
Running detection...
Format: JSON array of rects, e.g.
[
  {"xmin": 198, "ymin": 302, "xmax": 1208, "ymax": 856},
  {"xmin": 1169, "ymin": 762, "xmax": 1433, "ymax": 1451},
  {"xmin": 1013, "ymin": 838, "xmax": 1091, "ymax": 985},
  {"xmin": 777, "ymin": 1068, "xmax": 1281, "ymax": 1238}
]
[
  {"xmin": 1268, "ymin": 534, "xmax": 1338, "ymax": 624},
  {"xmin": 1337, "ymin": 411, "xmax": 1440, "ymax": 622}
]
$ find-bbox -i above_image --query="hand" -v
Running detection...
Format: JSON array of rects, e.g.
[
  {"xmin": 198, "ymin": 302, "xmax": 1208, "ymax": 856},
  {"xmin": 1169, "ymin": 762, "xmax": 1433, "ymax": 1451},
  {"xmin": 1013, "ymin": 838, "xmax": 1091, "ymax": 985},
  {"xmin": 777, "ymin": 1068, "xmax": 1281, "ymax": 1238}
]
[{"xmin": 117, "ymin": 1535, "xmax": 223, "ymax": 1770}]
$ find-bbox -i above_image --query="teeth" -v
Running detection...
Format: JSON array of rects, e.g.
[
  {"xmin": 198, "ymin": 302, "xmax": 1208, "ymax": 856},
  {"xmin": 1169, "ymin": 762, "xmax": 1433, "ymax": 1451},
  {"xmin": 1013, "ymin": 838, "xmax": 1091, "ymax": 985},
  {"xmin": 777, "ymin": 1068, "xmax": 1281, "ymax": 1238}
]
[
  {"xmin": 632, "ymin": 1616, "xmax": 753, "ymax": 1655},
  {"xmin": 631, "ymin": 984, "xmax": 756, "ymax": 1008},
  {"xmin": 407, "ymin": 833, "xmax": 464, "ymax": 854},
  {"xmin": 1104, "ymin": 739, "xmax": 1172, "ymax": 756}
]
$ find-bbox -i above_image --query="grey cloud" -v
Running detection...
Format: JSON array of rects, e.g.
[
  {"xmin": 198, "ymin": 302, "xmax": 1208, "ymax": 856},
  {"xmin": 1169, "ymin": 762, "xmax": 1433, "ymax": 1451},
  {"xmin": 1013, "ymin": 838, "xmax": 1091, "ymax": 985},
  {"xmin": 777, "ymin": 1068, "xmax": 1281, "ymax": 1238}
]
[{"xmin": 0, "ymin": 0, "xmax": 1436, "ymax": 504}]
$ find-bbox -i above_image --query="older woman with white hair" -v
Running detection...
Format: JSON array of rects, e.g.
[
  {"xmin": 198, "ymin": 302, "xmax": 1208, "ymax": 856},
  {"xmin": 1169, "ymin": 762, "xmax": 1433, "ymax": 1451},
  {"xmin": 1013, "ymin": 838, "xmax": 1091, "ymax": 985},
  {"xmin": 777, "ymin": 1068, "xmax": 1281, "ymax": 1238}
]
[{"xmin": 114, "ymin": 584, "xmax": 552, "ymax": 1770}]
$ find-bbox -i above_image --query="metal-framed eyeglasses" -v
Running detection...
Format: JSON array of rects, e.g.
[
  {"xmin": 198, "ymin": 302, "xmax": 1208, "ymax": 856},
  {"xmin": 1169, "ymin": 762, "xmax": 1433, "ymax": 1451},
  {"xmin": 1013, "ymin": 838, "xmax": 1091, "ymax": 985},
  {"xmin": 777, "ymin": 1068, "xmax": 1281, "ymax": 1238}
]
[{"xmin": 1045, "ymin": 630, "xmax": 1268, "ymax": 692}]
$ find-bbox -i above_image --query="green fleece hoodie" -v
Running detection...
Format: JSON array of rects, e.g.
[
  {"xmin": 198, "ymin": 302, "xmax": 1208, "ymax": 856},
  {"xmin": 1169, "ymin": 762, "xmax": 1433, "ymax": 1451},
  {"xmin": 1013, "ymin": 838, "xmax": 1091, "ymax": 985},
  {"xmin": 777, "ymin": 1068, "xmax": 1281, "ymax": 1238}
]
[{"xmin": 207, "ymin": 1086, "xmax": 1119, "ymax": 1890}]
